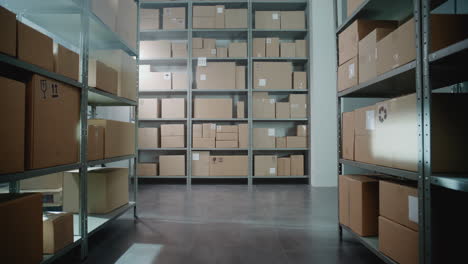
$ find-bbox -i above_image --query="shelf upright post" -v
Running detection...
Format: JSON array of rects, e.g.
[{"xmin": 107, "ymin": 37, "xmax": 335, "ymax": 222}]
[
  {"xmin": 305, "ymin": 0, "xmax": 311, "ymax": 185},
  {"xmin": 133, "ymin": 0, "xmax": 141, "ymax": 219},
  {"xmin": 248, "ymin": 0, "xmax": 253, "ymax": 186},
  {"xmin": 187, "ymin": 0, "xmax": 193, "ymax": 186}
]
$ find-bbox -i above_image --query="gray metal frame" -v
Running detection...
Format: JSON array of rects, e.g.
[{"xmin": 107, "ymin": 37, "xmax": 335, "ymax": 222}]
[{"xmin": 137, "ymin": 0, "xmax": 311, "ymax": 185}]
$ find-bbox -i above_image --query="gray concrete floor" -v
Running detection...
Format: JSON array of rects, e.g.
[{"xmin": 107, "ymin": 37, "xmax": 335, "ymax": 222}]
[{"xmin": 59, "ymin": 184, "xmax": 383, "ymax": 264}]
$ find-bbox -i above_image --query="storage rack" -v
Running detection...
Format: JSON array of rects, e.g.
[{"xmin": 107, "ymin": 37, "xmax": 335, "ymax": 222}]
[
  {"xmin": 0, "ymin": 0, "xmax": 139, "ymax": 263},
  {"xmin": 138, "ymin": 0, "xmax": 311, "ymax": 185},
  {"xmin": 335, "ymin": 0, "xmax": 468, "ymax": 263}
]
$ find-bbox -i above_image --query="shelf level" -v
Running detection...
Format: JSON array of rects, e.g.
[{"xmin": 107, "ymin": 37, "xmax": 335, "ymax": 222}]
[
  {"xmin": 139, "ymin": 176, "xmax": 187, "ymax": 179},
  {"xmin": 431, "ymin": 176, "xmax": 468, "ymax": 192},
  {"xmin": 252, "ymin": 29, "xmax": 308, "ymax": 39},
  {"xmin": 0, "ymin": 163, "xmax": 81, "ymax": 184},
  {"xmin": 253, "ymin": 118, "xmax": 308, "ymax": 122},
  {"xmin": 88, "ymin": 155, "xmax": 136, "ymax": 167},
  {"xmin": 140, "ymin": 29, "xmax": 188, "ymax": 41},
  {"xmin": 88, "ymin": 88, "xmax": 137, "ymax": 106},
  {"xmin": 340, "ymin": 159, "xmax": 419, "ymax": 181},
  {"xmin": 429, "ymin": 38, "xmax": 468, "ymax": 89},
  {"xmin": 253, "ymin": 57, "xmax": 308, "ymax": 62},
  {"xmin": 253, "ymin": 176, "xmax": 308, "ymax": 179},
  {"xmin": 140, "ymin": 58, "xmax": 188, "ymax": 66},
  {"xmin": 139, "ymin": 148, "xmax": 187, "ymax": 151}
]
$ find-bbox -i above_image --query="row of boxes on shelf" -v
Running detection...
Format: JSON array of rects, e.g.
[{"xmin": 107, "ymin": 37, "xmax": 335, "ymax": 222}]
[
  {"xmin": 139, "ymin": 124, "xmax": 186, "ymax": 148},
  {"xmin": 254, "ymin": 93, "xmax": 307, "ymax": 119},
  {"xmin": 254, "ymin": 126, "xmax": 308, "ymax": 149},
  {"xmin": 192, "ymin": 38, "xmax": 247, "ymax": 58},
  {"xmin": 253, "ymin": 38, "xmax": 307, "ymax": 58},
  {"xmin": 140, "ymin": 67, "xmax": 189, "ymax": 91},
  {"xmin": 87, "ymin": 120, "xmax": 135, "ymax": 161},
  {"xmin": 338, "ymin": 15, "xmax": 468, "ymax": 91},
  {"xmin": 339, "ymin": 175, "xmax": 419, "ymax": 264},
  {"xmin": 193, "ymin": 124, "xmax": 248, "ymax": 149},
  {"xmin": 255, "ymin": 155, "xmax": 304, "ymax": 176},
  {"xmin": 341, "ymin": 93, "xmax": 468, "ymax": 172},
  {"xmin": 140, "ymin": 40, "xmax": 187, "ymax": 59},
  {"xmin": 255, "ymin": 11, "xmax": 306, "ymax": 30},
  {"xmin": 193, "ymin": 6, "xmax": 247, "ymax": 29}
]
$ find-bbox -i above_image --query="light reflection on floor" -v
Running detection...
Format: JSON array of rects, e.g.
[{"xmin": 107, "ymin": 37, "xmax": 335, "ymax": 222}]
[{"xmin": 115, "ymin": 243, "xmax": 163, "ymax": 264}]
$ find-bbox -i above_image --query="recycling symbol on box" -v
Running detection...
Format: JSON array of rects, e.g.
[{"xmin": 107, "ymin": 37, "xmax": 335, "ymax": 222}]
[{"xmin": 378, "ymin": 106, "xmax": 387, "ymax": 123}]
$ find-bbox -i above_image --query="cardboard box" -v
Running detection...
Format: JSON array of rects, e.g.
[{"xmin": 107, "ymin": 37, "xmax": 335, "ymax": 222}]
[
  {"xmin": 53, "ymin": 43, "xmax": 79, "ymax": 81},
  {"xmin": 281, "ymin": 11, "xmax": 305, "ymax": 29},
  {"xmin": 193, "ymin": 16, "xmax": 216, "ymax": 28},
  {"xmin": 161, "ymin": 98, "xmax": 185, "ymax": 118},
  {"xmin": 209, "ymin": 156, "xmax": 248, "ymax": 176},
  {"xmin": 88, "ymin": 59, "xmax": 118, "ymax": 95},
  {"xmin": 138, "ymin": 128, "xmax": 159, "ymax": 148},
  {"xmin": 18, "ymin": 22, "xmax": 54, "ymax": 71},
  {"xmin": 216, "ymin": 125, "xmax": 238, "ymax": 133},
  {"xmin": 203, "ymin": 38, "xmax": 216, "ymax": 49},
  {"xmin": 91, "ymin": 0, "xmax": 117, "ymax": 31},
  {"xmin": 117, "ymin": 50, "xmax": 137, "ymax": 101},
  {"xmin": 280, "ymin": 43, "xmax": 296, "ymax": 58},
  {"xmin": 216, "ymin": 133, "xmax": 238, "ymax": 141},
  {"xmin": 236, "ymin": 66, "xmax": 246, "ymax": 90},
  {"xmin": 26, "ymin": 75, "xmax": 80, "ymax": 169},
  {"xmin": 290, "ymin": 94, "xmax": 307, "ymax": 118},
  {"xmin": 42, "ymin": 212, "xmax": 73, "ymax": 254},
  {"xmin": 172, "ymin": 43, "xmax": 187, "ymax": 58},
  {"xmin": 140, "ymin": 9, "xmax": 159, "ymax": 30},
  {"xmin": 217, "ymin": 47, "xmax": 228, "ymax": 57},
  {"xmin": 0, "ymin": 7, "xmax": 16, "ymax": 56},
  {"xmin": 255, "ymin": 156, "xmax": 277, "ymax": 176},
  {"xmin": 193, "ymin": 124, "xmax": 203, "ymax": 138},
  {"xmin": 160, "ymin": 155, "xmax": 185, "ymax": 176},
  {"xmin": 295, "ymin": 40, "xmax": 307, "ymax": 57},
  {"xmin": 193, "ymin": 6, "xmax": 216, "ymax": 17},
  {"xmin": 194, "ymin": 98, "xmax": 233, "ymax": 118},
  {"xmin": 139, "ymin": 98, "xmax": 159, "ymax": 119},
  {"xmin": 225, "ymin": 9, "xmax": 248, "ymax": 28},
  {"xmin": 172, "ymin": 72, "xmax": 188, "ymax": 90},
  {"xmin": 266, "ymin": 37, "xmax": 280, "ymax": 57},
  {"xmin": 192, "ymin": 152, "xmax": 210, "ymax": 176},
  {"xmin": 237, "ymin": 101, "xmax": 245, "ymax": 118},
  {"xmin": 139, "ymin": 71, "xmax": 172, "ymax": 91},
  {"xmin": 253, "ymin": 38, "xmax": 266, "ymax": 57},
  {"xmin": 0, "ymin": 193, "xmax": 43, "ymax": 264},
  {"xmin": 88, "ymin": 119, "xmax": 135, "ymax": 158},
  {"xmin": 193, "ymin": 48, "xmax": 217, "ymax": 58},
  {"xmin": 254, "ymin": 62, "xmax": 292, "ymax": 90},
  {"xmin": 88, "ymin": 125, "xmax": 105, "ymax": 161},
  {"xmin": 286, "ymin": 136, "xmax": 307, "ymax": 148},
  {"xmin": 193, "ymin": 137, "xmax": 215, "ymax": 148},
  {"xmin": 339, "ymin": 19, "xmax": 397, "ymax": 65},
  {"xmin": 137, "ymin": 163, "xmax": 157, "ymax": 176},
  {"xmin": 0, "ymin": 76, "xmax": 25, "ymax": 174},
  {"xmin": 216, "ymin": 141, "xmax": 238, "ymax": 148},
  {"xmin": 359, "ymin": 28, "xmax": 395, "ymax": 83},
  {"xmin": 379, "ymin": 216, "xmax": 418, "ymax": 264},
  {"xmin": 196, "ymin": 62, "xmax": 236, "ymax": 90},
  {"xmin": 347, "ymin": 0, "xmax": 365, "ymax": 16},
  {"xmin": 278, "ymin": 157, "xmax": 291, "ymax": 176},
  {"xmin": 297, "ymin": 125, "xmax": 307, "ymax": 137},
  {"xmin": 342, "ymin": 111, "xmax": 355, "ymax": 160},
  {"xmin": 276, "ymin": 137, "xmax": 287, "ymax": 148},
  {"xmin": 253, "ymin": 92, "xmax": 275, "ymax": 118},
  {"xmin": 238, "ymin": 124, "xmax": 248, "ymax": 148},
  {"xmin": 203, "ymin": 123, "xmax": 217, "ymax": 138},
  {"xmin": 431, "ymin": 14, "xmax": 468, "ymax": 52},
  {"xmin": 276, "ymin": 102, "xmax": 290, "ymax": 119},
  {"xmin": 353, "ymin": 105, "xmax": 375, "ymax": 165},
  {"xmin": 116, "ymin": 0, "xmax": 137, "ymax": 51},
  {"xmin": 229, "ymin": 42, "xmax": 247, "ymax": 58},
  {"xmin": 338, "ymin": 56, "xmax": 358, "ymax": 91},
  {"xmin": 255, "ymin": 11, "xmax": 281, "ymax": 29},
  {"xmin": 163, "ymin": 7, "xmax": 186, "ymax": 29},
  {"xmin": 193, "ymin": 38, "xmax": 203, "ymax": 49},
  {"xmin": 294, "ymin": 72, "xmax": 307, "ymax": 90},
  {"xmin": 161, "ymin": 124, "xmax": 184, "ymax": 137},
  {"xmin": 215, "ymin": 5, "xmax": 225, "ymax": 28},
  {"xmin": 291, "ymin": 155, "xmax": 304, "ymax": 175},
  {"xmin": 339, "ymin": 175, "xmax": 379, "ymax": 236},
  {"xmin": 140, "ymin": 40, "xmax": 171, "ymax": 59},
  {"xmin": 380, "ymin": 181, "xmax": 418, "ymax": 231},
  {"xmin": 253, "ymin": 128, "xmax": 276, "ymax": 148},
  {"xmin": 63, "ymin": 168, "xmax": 129, "ymax": 213},
  {"xmin": 21, "ymin": 173, "xmax": 63, "ymax": 190},
  {"xmin": 161, "ymin": 136, "xmax": 185, "ymax": 148}
]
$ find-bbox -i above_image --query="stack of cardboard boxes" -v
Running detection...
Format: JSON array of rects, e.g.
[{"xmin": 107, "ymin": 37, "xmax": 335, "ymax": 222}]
[
  {"xmin": 140, "ymin": 67, "xmax": 188, "ymax": 91},
  {"xmin": 192, "ymin": 152, "xmax": 248, "ymax": 177},
  {"xmin": 253, "ymin": 38, "xmax": 307, "ymax": 58},
  {"xmin": 253, "ymin": 62, "xmax": 307, "ymax": 90},
  {"xmin": 161, "ymin": 124, "xmax": 185, "ymax": 148},
  {"xmin": 255, "ymin": 155, "xmax": 304, "ymax": 176},
  {"xmin": 193, "ymin": 123, "xmax": 248, "ymax": 149},
  {"xmin": 140, "ymin": 40, "xmax": 187, "ymax": 59},
  {"xmin": 192, "ymin": 6, "xmax": 247, "ymax": 29},
  {"xmin": 139, "ymin": 98, "xmax": 186, "ymax": 118},
  {"xmin": 253, "ymin": 93, "xmax": 307, "ymax": 119},
  {"xmin": 195, "ymin": 61, "xmax": 246, "ymax": 90},
  {"xmin": 88, "ymin": 119, "xmax": 136, "ymax": 159},
  {"xmin": 253, "ymin": 125, "xmax": 307, "ymax": 149},
  {"xmin": 192, "ymin": 38, "xmax": 247, "ymax": 58},
  {"xmin": 255, "ymin": 10, "xmax": 306, "ymax": 29}
]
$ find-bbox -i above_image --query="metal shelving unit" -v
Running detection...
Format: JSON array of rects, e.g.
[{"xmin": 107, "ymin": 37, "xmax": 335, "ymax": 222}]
[
  {"xmin": 0, "ymin": 0, "xmax": 139, "ymax": 262},
  {"xmin": 335, "ymin": 0, "xmax": 467, "ymax": 263},
  {"xmin": 138, "ymin": 0, "xmax": 310, "ymax": 184}
]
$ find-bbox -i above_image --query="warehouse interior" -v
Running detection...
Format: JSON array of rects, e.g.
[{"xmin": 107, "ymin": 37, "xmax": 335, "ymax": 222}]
[{"xmin": 0, "ymin": 0, "xmax": 467, "ymax": 263}]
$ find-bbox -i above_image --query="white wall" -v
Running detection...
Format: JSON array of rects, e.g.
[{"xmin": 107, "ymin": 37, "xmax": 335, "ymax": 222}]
[{"xmin": 309, "ymin": 0, "xmax": 338, "ymax": 187}]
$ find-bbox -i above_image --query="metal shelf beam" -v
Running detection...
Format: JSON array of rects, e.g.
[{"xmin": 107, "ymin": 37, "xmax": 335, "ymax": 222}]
[{"xmin": 340, "ymin": 159, "xmax": 419, "ymax": 181}]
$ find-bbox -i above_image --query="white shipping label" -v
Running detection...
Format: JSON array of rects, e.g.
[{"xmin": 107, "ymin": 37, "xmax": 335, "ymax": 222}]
[
  {"xmin": 163, "ymin": 72, "xmax": 171, "ymax": 80},
  {"xmin": 348, "ymin": 63, "xmax": 355, "ymax": 79},
  {"xmin": 266, "ymin": 38, "xmax": 272, "ymax": 44},
  {"xmin": 408, "ymin": 195, "xmax": 418, "ymax": 224},
  {"xmin": 217, "ymin": 7, "xmax": 224, "ymax": 13},
  {"xmin": 198, "ymin": 57, "xmax": 207, "ymax": 66},
  {"xmin": 200, "ymin": 74, "xmax": 207, "ymax": 81},
  {"xmin": 272, "ymin": 13, "xmax": 279, "ymax": 20},
  {"xmin": 365, "ymin": 110, "xmax": 375, "ymax": 130},
  {"xmin": 211, "ymin": 49, "xmax": 217, "ymax": 55},
  {"xmin": 259, "ymin": 79, "xmax": 267, "ymax": 86},
  {"xmin": 268, "ymin": 128, "xmax": 275, "ymax": 136},
  {"xmin": 269, "ymin": 168, "xmax": 276, "ymax": 174},
  {"xmin": 193, "ymin": 153, "xmax": 200, "ymax": 161}
]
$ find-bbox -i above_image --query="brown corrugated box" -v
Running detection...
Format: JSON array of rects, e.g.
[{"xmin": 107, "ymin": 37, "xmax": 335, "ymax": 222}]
[
  {"xmin": 209, "ymin": 156, "xmax": 248, "ymax": 176},
  {"xmin": 161, "ymin": 98, "xmax": 185, "ymax": 118},
  {"xmin": 88, "ymin": 125, "xmax": 105, "ymax": 161},
  {"xmin": 139, "ymin": 98, "xmax": 159, "ymax": 119},
  {"xmin": 203, "ymin": 39, "xmax": 216, "ymax": 49},
  {"xmin": 236, "ymin": 66, "xmax": 246, "ymax": 89},
  {"xmin": 160, "ymin": 155, "xmax": 185, "ymax": 176},
  {"xmin": 280, "ymin": 11, "xmax": 305, "ymax": 29},
  {"xmin": 26, "ymin": 75, "xmax": 80, "ymax": 169},
  {"xmin": 255, "ymin": 155, "xmax": 277, "ymax": 176},
  {"xmin": 217, "ymin": 125, "xmax": 238, "ymax": 133},
  {"xmin": 0, "ymin": 193, "xmax": 43, "ymax": 264},
  {"xmin": 276, "ymin": 137, "xmax": 287, "ymax": 148},
  {"xmin": 192, "ymin": 151, "xmax": 210, "ymax": 176},
  {"xmin": 353, "ymin": 105, "xmax": 375, "ymax": 165},
  {"xmin": 266, "ymin": 37, "xmax": 280, "ymax": 57},
  {"xmin": 88, "ymin": 119, "xmax": 135, "ymax": 158},
  {"xmin": 229, "ymin": 42, "xmax": 247, "ymax": 57},
  {"xmin": 278, "ymin": 157, "xmax": 291, "ymax": 176},
  {"xmin": 253, "ymin": 92, "xmax": 275, "ymax": 118},
  {"xmin": 21, "ymin": 173, "xmax": 63, "ymax": 190},
  {"xmin": 291, "ymin": 155, "xmax": 304, "ymax": 175},
  {"xmin": 196, "ymin": 62, "xmax": 236, "ymax": 90},
  {"xmin": 163, "ymin": 7, "xmax": 186, "ymax": 29},
  {"xmin": 192, "ymin": 37, "xmax": 203, "ymax": 49},
  {"xmin": 293, "ymin": 72, "xmax": 307, "ymax": 90},
  {"xmin": 137, "ymin": 163, "xmax": 157, "ymax": 176},
  {"xmin": 193, "ymin": 124, "xmax": 203, "ymax": 138},
  {"xmin": 295, "ymin": 40, "xmax": 308, "ymax": 57},
  {"xmin": 203, "ymin": 123, "xmax": 217, "ymax": 138},
  {"xmin": 286, "ymin": 136, "xmax": 307, "ymax": 148},
  {"xmin": 215, "ymin": 5, "xmax": 225, "ymax": 28},
  {"xmin": 216, "ymin": 141, "xmax": 238, "ymax": 148},
  {"xmin": 193, "ymin": 16, "xmax": 216, "ymax": 28},
  {"xmin": 193, "ymin": 48, "xmax": 217, "ymax": 58},
  {"xmin": 280, "ymin": 43, "xmax": 296, "ymax": 57},
  {"xmin": 0, "ymin": 76, "xmax": 25, "ymax": 174},
  {"xmin": 379, "ymin": 216, "xmax": 418, "ymax": 264},
  {"xmin": 216, "ymin": 133, "xmax": 238, "ymax": 141},
  {"xmin": 217, "ymin": 47, "xmax": 228, "ymax": 57},
  {"xmin": 380, "ymin": 181, "xmax": 419, "ymax": 231},
  {"xmin": 338, "ymin": 56, "xmax": 358, "ymax": 91},
  {"xmin": 0, "ymin": 7, "xmax": 16, "ymax": 56},
  {"xmin": 193, "ymin": 6, "xmax": 216, "ymax": 17},
  {"xmin": 194, "ymin": 98, "xmax": 233, "ymax": 118},
  {"xmin": 225, "ymin": 9, "xmax": 247, "ymax": 28},
  {"xmin": 339, "ymin": 175, "xmax": 379, "ymax": 236},
  {"xmin": 42, "ymin": 212, "xmax": 73, "ymax": 254},
  {"xmin": 254, "ymin": 62, "xmax": 292, "ymax": 90},
  {"xmin": 276, "ymin": 102, "xmax": 290, "ymax": 119},
  {"xmin": 172, "ymin": 43, "xmax": 187, "ymax": 58},
  {"xmin": 347, "ymin": 0, "xmax": 365, "ymax": 16},
  {"xmin": 359, "ymin": 28, "xmax": 395, "ymax": 83},
  {"xmin": 17, "ymin": 22, "xmax": 53, "ymax": 71},
  {"xmin": 161, "ymin": 136, "xmax": 185, "ymax": 148},
  {"xmin": 253, "ymin": 128, "xmax": 276, "ymax": 148},
  {"xmin": 117, "ymin": 50, "xmax": 137, "ymax": 101},
  {"xmin": 140, "ymin": 9, "xmax": 159, "ymax": 30},
  {"xmin": 338, "ymin": 19, "xmax": 397, "ymax": 65},
  {"xmin": 140, "ymin": 71, "xmax": 170, "ymax": 91},
  {"xmin": 172, "ymin": 72, "xmax": 188, "ymax": 90},
  {"xmin": 63, "ymin": 168, "xmax": 129, "ymax": 213},
  {"xmin": 297, "ymin": 125, "xmax": 307, "ymax": 137},
  {"xmin": 193, "ymin": 137, "xmax": 215, "ymax": 148},
  {"xmin": 88, "ymin": 59, "xmax": 118, "ymax": 95},
  {"xmin": 341, "ymin": 111, "xmax": 355, "ymax": 160},
  {"xmin": 138, "ymin": 128, "xmax": 159, "ymax": 148},
  {"xmin": 255, "ymin": 11, "xmax": 281, "ymax": 29},
  {"xmin": 238, "ymin": 124, "xmax": 249, "ymax": 148},
  {"xmin": 140, "ymin": 40, "xmax": 171, "ymax": 59},
  {"xmin": 253, "ymin": 38, "xmax": 266, "ymax": 57},
  {"xmin": 237, "ymin": 101, "xmax": 245, "ymax": 118},
  {"xmin": 290, "ymin": 94, "xmax": 307, "ymax": 118},
  {"xmin": 161, "ymin": 124, "xmax": 184, "ymax": 136},
  {"xmin": 53, "ymin": 43, "xmax": 79, "ymax": 81}
]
